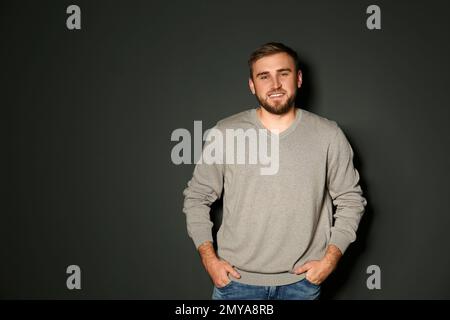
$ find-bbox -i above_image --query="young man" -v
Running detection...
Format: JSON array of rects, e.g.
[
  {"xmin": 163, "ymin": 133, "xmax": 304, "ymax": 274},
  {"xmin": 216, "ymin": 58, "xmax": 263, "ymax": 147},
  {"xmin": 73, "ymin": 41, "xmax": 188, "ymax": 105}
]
[{"xmin": 182, "ymin": 42, "xmax": 367, "ymax": 300}]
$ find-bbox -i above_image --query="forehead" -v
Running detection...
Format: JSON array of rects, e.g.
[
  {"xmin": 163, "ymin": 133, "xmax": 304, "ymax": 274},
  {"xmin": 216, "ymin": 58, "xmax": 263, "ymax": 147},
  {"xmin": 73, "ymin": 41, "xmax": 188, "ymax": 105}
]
[{"xmin": 252, "ymin": 52, "xmax": 295, "ymax": 72}]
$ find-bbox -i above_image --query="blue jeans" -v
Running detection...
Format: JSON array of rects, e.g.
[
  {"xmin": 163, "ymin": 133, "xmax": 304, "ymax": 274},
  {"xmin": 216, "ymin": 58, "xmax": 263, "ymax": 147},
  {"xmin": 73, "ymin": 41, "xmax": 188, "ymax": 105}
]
[{"xmin": 212, "ymin": 278, "xmax": 321, "ymax": 300}]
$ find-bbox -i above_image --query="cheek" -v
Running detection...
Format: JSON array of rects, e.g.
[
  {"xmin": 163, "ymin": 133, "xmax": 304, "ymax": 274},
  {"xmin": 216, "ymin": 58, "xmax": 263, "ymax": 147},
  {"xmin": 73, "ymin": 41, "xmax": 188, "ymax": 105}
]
[
  {"xmin": 255, "ymin": 84, "xmax": 268, "ymax": 95},
  {"xmin": 284, "ymin": 79, "xmax": 297, "ymax": 92}
]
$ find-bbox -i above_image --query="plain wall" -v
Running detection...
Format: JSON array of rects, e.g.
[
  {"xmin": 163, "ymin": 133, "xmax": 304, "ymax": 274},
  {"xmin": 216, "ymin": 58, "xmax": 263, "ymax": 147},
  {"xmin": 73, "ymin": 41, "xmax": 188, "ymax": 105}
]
[{"xmin": 3, "ymin": 0, "xmax": 450, "ymax": 299}]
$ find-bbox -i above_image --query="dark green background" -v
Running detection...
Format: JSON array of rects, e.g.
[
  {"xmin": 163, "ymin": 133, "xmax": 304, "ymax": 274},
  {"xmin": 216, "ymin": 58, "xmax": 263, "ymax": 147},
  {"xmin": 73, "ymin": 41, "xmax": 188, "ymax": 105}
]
[{"xmin": 3, "ymin": 0, "xmax": 450, "ymax": 299}]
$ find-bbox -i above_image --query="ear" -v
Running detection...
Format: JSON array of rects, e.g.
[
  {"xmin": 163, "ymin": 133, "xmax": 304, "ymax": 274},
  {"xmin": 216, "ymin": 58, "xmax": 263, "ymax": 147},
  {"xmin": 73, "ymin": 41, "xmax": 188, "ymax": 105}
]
[
  {"xmin": 297, "ymin": 70, "xmax": 303, "ymax": 88},
  {"xmin": 248, "ymin": 77, "xmax": 256, "ymax": 95}
]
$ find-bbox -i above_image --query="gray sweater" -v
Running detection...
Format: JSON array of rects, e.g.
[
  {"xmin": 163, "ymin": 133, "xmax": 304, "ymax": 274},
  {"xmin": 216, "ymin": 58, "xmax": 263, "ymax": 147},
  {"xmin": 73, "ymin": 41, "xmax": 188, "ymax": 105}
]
[{"xmin": 182, "ymin": 108, "xmax": 367, "ymax": 286}]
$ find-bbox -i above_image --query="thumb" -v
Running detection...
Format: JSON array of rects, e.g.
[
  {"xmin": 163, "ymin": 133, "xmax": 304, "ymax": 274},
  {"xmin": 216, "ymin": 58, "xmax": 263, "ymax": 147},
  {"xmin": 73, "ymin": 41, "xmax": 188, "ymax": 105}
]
[
  {"xmin": 295, "ymin": 262, "xmax": 312, "ymax": 274},
  {"xmin": 226, "ymin": 264, "xmax": 241, "ymax": 278}
]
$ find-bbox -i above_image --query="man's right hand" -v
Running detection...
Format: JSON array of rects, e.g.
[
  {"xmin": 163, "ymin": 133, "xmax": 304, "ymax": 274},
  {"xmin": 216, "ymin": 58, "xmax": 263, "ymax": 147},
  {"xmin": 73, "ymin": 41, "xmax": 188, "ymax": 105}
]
[{"xmin": 198, "ymin": 241, "xmax": 241, "ymax": 288}]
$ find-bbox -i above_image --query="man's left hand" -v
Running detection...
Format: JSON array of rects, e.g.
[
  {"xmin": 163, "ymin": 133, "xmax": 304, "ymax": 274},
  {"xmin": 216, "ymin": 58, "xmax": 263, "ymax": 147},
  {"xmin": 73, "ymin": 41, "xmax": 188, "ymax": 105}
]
[{"xmin": 293, "ymin": 244, "xmax": 342, "ymax": 285}]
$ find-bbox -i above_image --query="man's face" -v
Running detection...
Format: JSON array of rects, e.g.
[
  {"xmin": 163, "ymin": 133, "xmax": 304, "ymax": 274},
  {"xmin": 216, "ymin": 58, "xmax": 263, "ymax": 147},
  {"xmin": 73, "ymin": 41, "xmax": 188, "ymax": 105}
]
[{"xmin": 249, "ymin": 52, "xmax": 302, "ymax": 115}]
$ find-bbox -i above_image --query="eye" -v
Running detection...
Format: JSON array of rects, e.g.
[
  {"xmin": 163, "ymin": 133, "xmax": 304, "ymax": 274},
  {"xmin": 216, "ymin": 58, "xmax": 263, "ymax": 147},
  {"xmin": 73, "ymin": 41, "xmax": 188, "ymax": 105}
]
[
  {"xmin": 281, "ymin": 73, "xmax": 289, "ymax": 76},
  {"xmin": 260, "ymin": 75, "xmax": 268, "ymax": 80}
]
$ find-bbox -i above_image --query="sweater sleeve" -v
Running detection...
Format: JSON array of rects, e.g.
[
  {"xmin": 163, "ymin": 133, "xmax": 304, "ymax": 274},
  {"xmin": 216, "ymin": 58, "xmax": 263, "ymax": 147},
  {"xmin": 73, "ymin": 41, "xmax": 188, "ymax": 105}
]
[
  {"xmin": 182, "ymin": 125, "xmax": 225, "ymax": 250},
  {"xmin": 326, "ymin": 124, "xmax": 367, "ymax": 255}
]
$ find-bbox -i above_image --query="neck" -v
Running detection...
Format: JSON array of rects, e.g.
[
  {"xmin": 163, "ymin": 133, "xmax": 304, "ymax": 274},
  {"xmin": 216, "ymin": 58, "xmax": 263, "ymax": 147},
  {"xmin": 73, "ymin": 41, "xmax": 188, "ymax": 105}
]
[{"xmin": 257, "ymin": 106, "xmax": 297, "ymax": 134}]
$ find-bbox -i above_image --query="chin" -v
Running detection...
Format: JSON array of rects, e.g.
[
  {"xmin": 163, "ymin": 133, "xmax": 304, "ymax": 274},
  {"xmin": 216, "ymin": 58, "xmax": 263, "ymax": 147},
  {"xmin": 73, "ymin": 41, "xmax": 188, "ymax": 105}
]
[{"xmin": 262, "ymin": 104, "xmax": 293, "ymax": 115}]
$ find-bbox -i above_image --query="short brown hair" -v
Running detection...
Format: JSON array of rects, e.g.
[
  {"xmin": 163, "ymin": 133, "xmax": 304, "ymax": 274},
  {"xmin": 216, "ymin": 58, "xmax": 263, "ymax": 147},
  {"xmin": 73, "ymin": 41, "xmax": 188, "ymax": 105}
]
[{"xmin": 248, "ymin": 42, "xmax": 300, "ymax": 78}]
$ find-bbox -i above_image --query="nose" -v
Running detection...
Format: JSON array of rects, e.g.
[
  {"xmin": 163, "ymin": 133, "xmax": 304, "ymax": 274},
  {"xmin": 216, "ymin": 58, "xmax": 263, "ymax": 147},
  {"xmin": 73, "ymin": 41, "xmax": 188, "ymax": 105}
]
[{"xmin": 272, "ymin": 75, "xmax": 282, "ymax": 89}]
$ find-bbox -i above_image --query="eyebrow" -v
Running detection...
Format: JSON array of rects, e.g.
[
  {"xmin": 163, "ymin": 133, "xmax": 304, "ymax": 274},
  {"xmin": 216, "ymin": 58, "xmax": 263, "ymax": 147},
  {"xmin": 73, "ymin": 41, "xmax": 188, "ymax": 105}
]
[{"xmin": 255, "ymin": 68, "xmax": 292, "ymax": 78}]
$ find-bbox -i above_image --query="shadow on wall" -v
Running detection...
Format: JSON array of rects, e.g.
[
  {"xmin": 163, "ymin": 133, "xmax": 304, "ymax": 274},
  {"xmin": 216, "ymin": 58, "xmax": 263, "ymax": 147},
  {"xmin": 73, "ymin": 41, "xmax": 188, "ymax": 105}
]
[
  {"xmin": 295, "ymin": 57, "xmax": 314, "ymax": 113},
  {"xmin": 209, "ymin": 57, "xmax": 373, "ymax": 299}
]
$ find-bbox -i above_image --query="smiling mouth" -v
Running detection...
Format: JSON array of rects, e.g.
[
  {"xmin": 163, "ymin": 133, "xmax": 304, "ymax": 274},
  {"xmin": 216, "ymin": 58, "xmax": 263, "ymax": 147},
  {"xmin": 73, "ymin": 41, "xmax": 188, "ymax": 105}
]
[{"xmin": 268, "ymin": 92, "xmax": 285, "ymax": 99}]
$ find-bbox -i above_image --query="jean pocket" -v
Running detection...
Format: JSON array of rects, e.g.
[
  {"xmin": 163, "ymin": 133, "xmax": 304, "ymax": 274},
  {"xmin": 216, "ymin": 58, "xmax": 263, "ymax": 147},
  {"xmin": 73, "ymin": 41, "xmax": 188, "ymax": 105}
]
[
  {"xmin": 215, "ymin": 280, "xmax": 233, "ymax": 290},
  {"xmin": 303, "ymin": 278, "xmax": 320, "ymax": 287}
]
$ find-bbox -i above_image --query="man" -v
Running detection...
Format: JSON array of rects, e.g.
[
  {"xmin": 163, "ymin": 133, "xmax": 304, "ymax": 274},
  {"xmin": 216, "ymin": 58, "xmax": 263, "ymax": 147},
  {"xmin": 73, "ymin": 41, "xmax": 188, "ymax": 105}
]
[{"xmin": 182, "ymin": 42, "xmax": 367, "ymax": 300}]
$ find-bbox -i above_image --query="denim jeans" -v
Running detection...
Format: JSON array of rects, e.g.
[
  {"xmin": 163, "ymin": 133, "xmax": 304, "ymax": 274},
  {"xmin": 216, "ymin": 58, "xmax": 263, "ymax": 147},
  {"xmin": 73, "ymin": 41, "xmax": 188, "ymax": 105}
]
[{"xmin": 212, "ymin": 278, "xmax": 321, "ymax": 300}]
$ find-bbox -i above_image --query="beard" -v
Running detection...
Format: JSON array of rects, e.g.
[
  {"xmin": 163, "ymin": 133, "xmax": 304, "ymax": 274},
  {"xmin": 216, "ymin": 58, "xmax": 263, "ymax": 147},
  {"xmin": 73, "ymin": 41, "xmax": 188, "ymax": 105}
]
[{"xmin": 254, "ymin": 91, "xmax": 296, "ymax": 115}]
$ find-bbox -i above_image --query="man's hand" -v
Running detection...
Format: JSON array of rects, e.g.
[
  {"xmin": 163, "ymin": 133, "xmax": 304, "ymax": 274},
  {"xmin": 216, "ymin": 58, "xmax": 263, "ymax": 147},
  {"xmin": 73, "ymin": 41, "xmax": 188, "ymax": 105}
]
[
  {"xmin": 293, "ymin": 244, "xmax": 342, "ymax": 285},
  {"xmin": 198, "ymin": 241, "xmax": 241, "ymax": 288}
]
